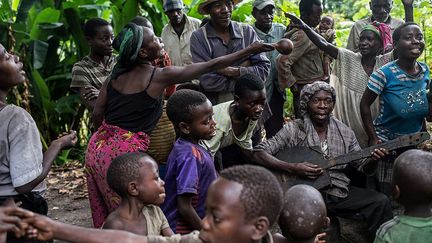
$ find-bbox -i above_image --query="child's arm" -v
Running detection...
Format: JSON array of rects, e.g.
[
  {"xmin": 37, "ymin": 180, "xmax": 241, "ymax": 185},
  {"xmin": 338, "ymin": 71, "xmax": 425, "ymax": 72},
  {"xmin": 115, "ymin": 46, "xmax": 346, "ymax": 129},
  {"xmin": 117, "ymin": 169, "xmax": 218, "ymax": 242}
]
[
  {"xmin": 286, "ymin": 13, "xmax": 339, "ymax": 60},
  {"xmin": 15, "ymin": 131, "xmax": 77, "ymax": 194},
  {"xmin": 403, "ymin": 0, "xmax": 414, "ymax": 22},
  {"xmin": 177, "ymin": 194, "xmax": 202, "ymax": 230},
  {"xmin": 161, "ymin": 227, "xmax": 174, "ymax": 237},
  {"xmin": 26, "ymin": 214, "xmax": 150, "ymax": 243}
]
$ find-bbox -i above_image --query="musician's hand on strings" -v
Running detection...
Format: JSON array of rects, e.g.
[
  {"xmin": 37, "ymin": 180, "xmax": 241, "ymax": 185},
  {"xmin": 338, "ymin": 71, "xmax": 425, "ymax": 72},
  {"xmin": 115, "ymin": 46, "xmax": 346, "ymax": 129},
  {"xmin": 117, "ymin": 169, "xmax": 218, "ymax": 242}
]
[
  {"xmin": 370, "ymin": 148, "xmax": 389, "ymax": 161},
  {"xmin": 293, "ymin": 162, "xmax": 323, "ymax": 179}
]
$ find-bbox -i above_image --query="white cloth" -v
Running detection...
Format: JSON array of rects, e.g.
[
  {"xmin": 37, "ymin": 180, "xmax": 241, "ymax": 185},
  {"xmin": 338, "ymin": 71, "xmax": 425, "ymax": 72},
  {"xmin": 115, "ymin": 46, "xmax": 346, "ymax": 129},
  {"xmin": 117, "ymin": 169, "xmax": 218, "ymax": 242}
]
[
  {"xmin": 0, "ymin": 105, "xmax": 45, "ymax": 196},
  {"xmin": 330, "ymin": 48, "xmax": 393, "ymax": 147},
  {"xmin": 161, "ymin": 16, "xmax": 201, "ymax": 67}
]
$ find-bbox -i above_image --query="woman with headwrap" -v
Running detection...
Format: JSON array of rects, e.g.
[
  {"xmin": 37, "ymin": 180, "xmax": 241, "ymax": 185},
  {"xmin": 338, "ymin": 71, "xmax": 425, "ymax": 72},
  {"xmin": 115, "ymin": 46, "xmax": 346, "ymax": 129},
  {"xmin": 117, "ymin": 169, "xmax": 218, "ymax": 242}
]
[
  {"xmin": 85, "ymin": 22, "xmax": 274, "ymax": 227},
  {"xmin": 361, "ymin": 22, "xmax": 431, "ymax": 196},
  {"xmin": 286, "ymin": 13, "xmax": 398, "ymax": 148}
]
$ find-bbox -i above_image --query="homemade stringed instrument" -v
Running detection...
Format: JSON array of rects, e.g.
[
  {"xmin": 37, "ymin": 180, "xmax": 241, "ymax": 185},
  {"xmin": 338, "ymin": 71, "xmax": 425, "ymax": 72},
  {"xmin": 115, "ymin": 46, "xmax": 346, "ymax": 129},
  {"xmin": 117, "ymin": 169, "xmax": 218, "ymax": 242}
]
[{"xmin": 273, "ymin": 132, "xmax": 430, "ymax": 191}]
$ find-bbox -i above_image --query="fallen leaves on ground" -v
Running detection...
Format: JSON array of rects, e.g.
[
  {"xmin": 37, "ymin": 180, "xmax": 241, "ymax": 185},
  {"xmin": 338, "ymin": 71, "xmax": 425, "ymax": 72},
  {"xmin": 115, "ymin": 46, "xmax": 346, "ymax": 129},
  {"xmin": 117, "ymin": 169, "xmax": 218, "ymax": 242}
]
[{"xmin": 47, "ymin": 160, "xmax": 88, "ymax": 200}]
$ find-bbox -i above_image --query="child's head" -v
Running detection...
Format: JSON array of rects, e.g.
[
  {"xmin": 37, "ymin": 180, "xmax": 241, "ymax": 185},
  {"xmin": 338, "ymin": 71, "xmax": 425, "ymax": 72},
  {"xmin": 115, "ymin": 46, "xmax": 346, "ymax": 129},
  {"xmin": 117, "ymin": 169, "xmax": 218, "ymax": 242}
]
[
  {"xmin": 233, "ymin": 73, "xmax": 266, "ymax": 121},
  {"xmin": 167, "ymin": 89, "xmax": 216, "ymax": 140},
  {"xmin": 107, "ymin": 152, "xmax": 165, "ymax": 205},
  {"xmin": 84, "ymin": 18, "xmax": 114, "ymax": 57},
  {"xmin": 319, "ymin": 16, "xmax": 334, "ymax": 31},
  {"xmin": 392, "ymin": 22, "xmax": 424, "ymax": 60},
  {"xmin": 393, "ymin": 149, "xmax": 432, "ymax": 207},
  {"xmin": 279, "ymin": 185, "xmax": 329, "ymax": 241},
  {"xmin": 0, "ymin": 43, "xmax": 26, "ymax": 91},
  {"xmin": 199, "ymin": 165, "xmax": 283, "ymax": 243}
]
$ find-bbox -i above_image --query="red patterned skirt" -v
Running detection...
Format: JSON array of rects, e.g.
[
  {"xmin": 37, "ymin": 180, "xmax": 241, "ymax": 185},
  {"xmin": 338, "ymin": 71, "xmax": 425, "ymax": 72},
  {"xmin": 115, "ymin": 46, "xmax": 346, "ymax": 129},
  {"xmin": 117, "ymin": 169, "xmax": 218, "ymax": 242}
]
[{"xmin": 85, "ymin": 121, "xmax": 150, "ymax": 227}]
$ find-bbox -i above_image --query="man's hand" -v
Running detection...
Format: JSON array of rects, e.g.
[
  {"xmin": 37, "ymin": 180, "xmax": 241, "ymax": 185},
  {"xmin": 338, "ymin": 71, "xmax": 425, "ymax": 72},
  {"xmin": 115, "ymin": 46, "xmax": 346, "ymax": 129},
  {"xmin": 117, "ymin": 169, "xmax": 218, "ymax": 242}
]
[
  {"xmin": 24, "ymin": 214, "xmax": 56, "ymax": 241},
  {"xmin": 0, "ymin": 206, "xmax": 34, "ymax": 238},
  {"xmin": 285, "ymin": 13, "xmax": 308, "ymax": 29},
  {"xmin": 314, "ymin": 232, "xmax": 327, "ymax": 243},
  {"xmin": 292, "ymin": 162, "xmax": 323, "ymax": 179},
  {"xmin": 370, "ymin": 148, "xmax": 389, "ymax": 161},
  {"xmin": 248, "ymin": 41, "xmax": 275, "ymax": 53},
  {"xmin": 83, "ymin": 86, "xmax": 100, "ymax": 101}
]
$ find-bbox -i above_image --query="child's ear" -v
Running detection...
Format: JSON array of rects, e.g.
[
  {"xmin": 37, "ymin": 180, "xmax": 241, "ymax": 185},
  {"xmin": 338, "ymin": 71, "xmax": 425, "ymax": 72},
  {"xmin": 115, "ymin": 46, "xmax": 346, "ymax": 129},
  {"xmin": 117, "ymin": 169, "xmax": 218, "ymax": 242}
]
[
  {"xmin": 128, "ymin": 182, "xmax": 139, "ymax": 196},
  {"xmin": 393, "ymin": 184, "xmax": 401, "ymax": 201},
  {"xmin": 251, "ymin": 216, "xmax": 270, "ymax": 241},
  {"xmin": 323, "ymin": 216, "xmax": 331, "ymax": 229},
  {"xmin": 233, "ymin": 95, "xmax": 240, "ymax": 105},
  {"xmin": 179, "ymin": 122, "xmax": 191, "ymax": 135}
]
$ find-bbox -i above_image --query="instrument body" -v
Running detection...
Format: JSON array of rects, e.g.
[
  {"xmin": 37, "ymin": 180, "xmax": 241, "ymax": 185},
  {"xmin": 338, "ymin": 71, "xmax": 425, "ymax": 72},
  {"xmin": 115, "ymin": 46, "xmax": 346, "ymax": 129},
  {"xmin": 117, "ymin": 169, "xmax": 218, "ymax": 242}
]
[{"xmin": 274, "ymin": 132, "xmax": 430, "ymax": 190}]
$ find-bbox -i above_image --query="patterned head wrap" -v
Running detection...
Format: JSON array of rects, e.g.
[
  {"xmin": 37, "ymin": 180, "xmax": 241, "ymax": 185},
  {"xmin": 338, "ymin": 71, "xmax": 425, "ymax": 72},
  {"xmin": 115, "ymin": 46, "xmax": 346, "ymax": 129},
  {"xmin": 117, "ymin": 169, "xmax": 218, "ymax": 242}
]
[
  {"xmin": 110, "ymin": 23, "xmax": 144, "ymax": 81},
  {"xmin": 299, "ymin": 81, "xmax": 336, "ymax": 117},
  {"xmin": 361, "ymin": 21, "xmax": 393, "ymax": 54}
]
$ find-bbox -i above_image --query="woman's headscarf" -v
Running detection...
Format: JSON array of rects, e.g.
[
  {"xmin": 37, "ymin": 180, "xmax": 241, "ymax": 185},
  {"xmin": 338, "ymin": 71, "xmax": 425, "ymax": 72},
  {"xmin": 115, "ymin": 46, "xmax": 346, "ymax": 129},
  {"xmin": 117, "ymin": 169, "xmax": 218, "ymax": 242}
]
[
  {"xmin": 361, "ymin": 21, "xmax": 393, "ymax": 54},
  {"xmin": 299, "ymin": 81, "xmax": 336, "ymax": 117},
  {"xmin": 110, "ymin": 23, "xmax": 144, "ymax": 81}
]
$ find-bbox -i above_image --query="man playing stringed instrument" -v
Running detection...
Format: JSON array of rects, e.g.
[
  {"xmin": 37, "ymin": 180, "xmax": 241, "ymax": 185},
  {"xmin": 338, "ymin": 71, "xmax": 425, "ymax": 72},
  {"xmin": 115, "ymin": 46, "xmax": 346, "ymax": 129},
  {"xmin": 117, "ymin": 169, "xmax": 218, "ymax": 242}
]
[{"xmin": 253, "ymin": 81, "xmax": 393, "ymax": 240}]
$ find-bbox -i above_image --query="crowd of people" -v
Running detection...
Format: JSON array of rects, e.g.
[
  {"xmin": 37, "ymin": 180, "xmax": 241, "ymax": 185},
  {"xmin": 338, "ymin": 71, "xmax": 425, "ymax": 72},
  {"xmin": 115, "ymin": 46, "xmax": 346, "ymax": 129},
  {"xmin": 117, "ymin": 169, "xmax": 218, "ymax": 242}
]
[{"xmin": 1, "ymin": 0, "xmax": 431, "ymax": 242}]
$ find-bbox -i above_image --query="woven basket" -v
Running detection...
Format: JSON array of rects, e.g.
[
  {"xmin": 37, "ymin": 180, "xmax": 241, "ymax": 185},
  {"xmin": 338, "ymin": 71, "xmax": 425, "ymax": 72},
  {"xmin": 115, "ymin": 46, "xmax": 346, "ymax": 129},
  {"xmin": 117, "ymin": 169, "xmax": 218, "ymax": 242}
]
[{"xmin": 148, "ymin": 101, "xmax": 176, "ymax": 164}]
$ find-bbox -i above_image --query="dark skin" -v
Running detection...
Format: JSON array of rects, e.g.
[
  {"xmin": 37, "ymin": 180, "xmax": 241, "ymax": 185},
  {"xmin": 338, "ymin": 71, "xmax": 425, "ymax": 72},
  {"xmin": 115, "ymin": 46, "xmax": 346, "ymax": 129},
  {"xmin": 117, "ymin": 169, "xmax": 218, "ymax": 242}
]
[
  {"xmin": 24, "ymin": 178, "xmax": 271, "ymax": 243},
  {"xmin": 247, "ymin": 90, "xmax": 387, "ymax": 178},
  {"xmin": 92, "ymin": 26, "xmax": 274, "ymax": 128},
  {"xmin": 176, "ymin": 100, "xmax": 216, "ymax": 231},
  {"xmin": 392, "ymin": 151, "xmax": 432, "ymax": 218},
  {"xmin": 287, "ymin": 13, "xmax": 416, "ymax": 77},
  {"xmin": 0, "ymin": 205, "xmax": 35, "ymax": 241},
  {"xmin": 103, "ymin": 159, "xmax": 173, "ymax": 236},
  {"xmin": 360, "ymin": 25, "xmax": 428, "ymax": 146},
  {"xmin": 0, "ymin": 44, "xmax": 77, "ymax": 194},
  {"xmin": 207, "ymin": 0, "xmax": 245, "ymax": 78},
  {"xmin": 252, "ymin": 5, "xmax": 275, "ymax": 34},
  {"xmin": 369, "ymin": 0, "xmax": 414, "ymax": 23},
  {"xmin": 165, "ymin": 9, "xmax": 186, "ymax": 38},
  {"xmin": 79, "ymin": 25, "xmax": 114, "ymax": 111},
  {"xmin": 231, "ymin": 89, "xmax": 266, "ymax": 136},
  {"xmin": 300, "ymin": 3, "xmax": 323, "ymax": 28}
]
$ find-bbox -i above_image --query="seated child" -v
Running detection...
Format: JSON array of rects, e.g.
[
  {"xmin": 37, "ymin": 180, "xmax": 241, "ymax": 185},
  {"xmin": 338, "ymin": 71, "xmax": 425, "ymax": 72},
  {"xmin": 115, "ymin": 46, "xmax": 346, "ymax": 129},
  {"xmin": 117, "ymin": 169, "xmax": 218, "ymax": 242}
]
[
  {"xmin": 24, "ymin": 165, "xmax": 284, "ymax": 243},
  {"xmin": 374, "ymin": 149, "xmax": 432, "ymax": 243},
  {"xmin": 274, "ymin": 185, "xmax": 329, "ymax": 243},
  {"xmin": 162, "ymin": 90, "xmax": 218, "ymax": 234},
  {"xmin": 203, "ymin": 73, "xmax": 267, "ymax": 169},
  {"xmin": 103, "ymin": 152, "xmax": 173, "ymax": 236},
  {"xmin": 317, "ymin": 15, "xmax": 335, "ymax": 81}
]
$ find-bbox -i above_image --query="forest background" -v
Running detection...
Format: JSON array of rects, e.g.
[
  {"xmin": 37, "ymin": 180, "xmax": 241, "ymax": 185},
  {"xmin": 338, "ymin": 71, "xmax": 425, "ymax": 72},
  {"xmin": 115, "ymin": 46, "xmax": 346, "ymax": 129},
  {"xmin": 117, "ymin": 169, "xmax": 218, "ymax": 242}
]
[{"xmin": 1, "ymin": 0, "xmax": 431, "ymax": 164}]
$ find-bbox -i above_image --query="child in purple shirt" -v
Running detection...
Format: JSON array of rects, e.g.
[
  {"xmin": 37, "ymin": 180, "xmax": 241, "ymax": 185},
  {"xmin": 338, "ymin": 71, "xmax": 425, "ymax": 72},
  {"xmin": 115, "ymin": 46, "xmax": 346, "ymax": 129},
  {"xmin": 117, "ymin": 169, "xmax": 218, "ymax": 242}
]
[{"xmin": 162, "ymin": 90, "xmax": 218, "ymax": 234}]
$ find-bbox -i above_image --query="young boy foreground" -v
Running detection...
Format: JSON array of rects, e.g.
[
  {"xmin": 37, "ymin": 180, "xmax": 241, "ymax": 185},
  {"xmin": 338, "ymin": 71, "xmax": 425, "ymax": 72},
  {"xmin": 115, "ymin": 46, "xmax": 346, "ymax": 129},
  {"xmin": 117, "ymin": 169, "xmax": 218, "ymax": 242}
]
[{"xmin": 374, "ymin": 149, "xmax": 432, "ymax": 243}]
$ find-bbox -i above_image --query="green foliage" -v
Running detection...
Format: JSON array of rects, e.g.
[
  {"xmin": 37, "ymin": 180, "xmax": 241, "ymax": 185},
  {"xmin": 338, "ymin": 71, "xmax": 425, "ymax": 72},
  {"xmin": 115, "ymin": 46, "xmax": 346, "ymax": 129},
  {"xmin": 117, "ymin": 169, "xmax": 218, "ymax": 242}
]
[{"xmin": 2, "ymin": 0, "xmax": 432, "ymax": 164}]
